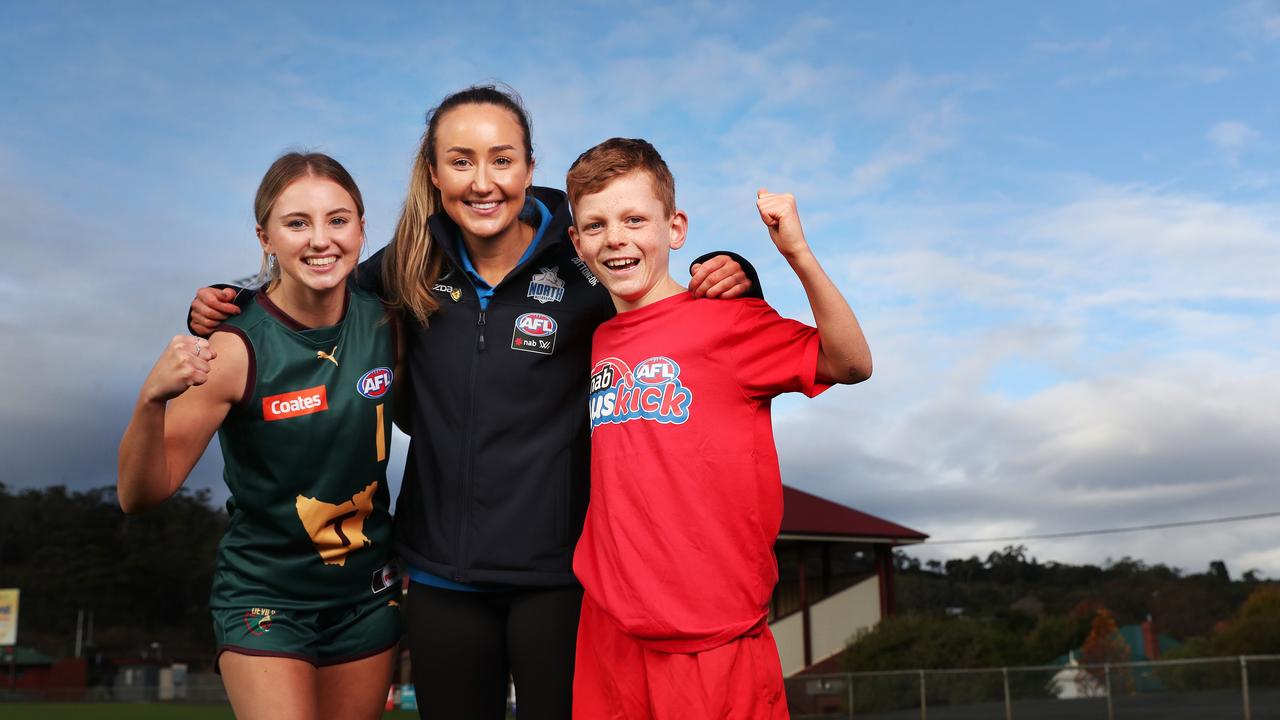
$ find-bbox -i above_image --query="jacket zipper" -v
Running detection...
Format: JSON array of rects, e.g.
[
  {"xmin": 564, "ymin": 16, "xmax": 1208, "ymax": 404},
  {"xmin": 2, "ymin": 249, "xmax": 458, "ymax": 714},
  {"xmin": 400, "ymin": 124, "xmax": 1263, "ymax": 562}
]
[
  {"xmin": 442, "ymin": 209, "xmax": 560, "ymax": 582},
  {"xmin": 455, "ymin": 309, "xmax": 487, "ymax": 582}
]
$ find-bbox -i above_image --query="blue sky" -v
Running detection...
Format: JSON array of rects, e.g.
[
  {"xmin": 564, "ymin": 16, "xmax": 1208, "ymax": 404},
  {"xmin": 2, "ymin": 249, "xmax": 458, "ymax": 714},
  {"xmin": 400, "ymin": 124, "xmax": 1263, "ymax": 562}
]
[{"xmin": 3, "ymin": 1, "xmax": 1279, "ymax": 576}]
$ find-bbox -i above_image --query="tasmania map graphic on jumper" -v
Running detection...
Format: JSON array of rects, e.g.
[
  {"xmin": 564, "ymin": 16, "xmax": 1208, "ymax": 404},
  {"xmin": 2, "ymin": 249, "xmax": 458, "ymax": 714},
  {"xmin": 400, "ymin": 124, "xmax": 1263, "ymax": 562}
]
[
  {"xmin": 589, "ymin": 355, "xmax": 694, "ymax": 431},
  {"xmin": 294, "ymin": 480, "xmax": 379, "ymax": 566}
]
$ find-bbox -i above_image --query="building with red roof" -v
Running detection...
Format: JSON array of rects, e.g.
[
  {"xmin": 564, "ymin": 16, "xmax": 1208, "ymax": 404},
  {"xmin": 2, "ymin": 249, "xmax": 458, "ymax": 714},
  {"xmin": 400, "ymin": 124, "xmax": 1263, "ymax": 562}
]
[{"xmin": 770, "ymin": 485, "xmax": 927, "ymax": 676}]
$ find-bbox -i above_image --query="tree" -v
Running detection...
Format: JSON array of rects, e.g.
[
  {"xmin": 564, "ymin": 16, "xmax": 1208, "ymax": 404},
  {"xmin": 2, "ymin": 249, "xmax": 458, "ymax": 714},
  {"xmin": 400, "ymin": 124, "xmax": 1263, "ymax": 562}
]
[
  {"xmin": 0, "ymin": 484, "xmax": 225, "ymax": 663},
  {"xmin": 1026, "ymin": 603, "xmax": 1094, "ymax": 663},
  {"xmin": 1078, "ymin": 607, "xmax": 1135, "ymax": 695},
  {"xmin": 842, "ymin": 613, "xmax": 1038, "ymax": 712},
  {"xmin": 1158, "ymin": 585, "xmax": 1280, "ymax": 690}
]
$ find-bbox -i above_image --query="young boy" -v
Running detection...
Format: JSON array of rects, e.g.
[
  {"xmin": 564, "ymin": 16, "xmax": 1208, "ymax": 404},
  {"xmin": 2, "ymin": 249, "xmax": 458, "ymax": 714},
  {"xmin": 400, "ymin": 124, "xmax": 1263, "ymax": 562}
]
[{"xmin": 566, "ymin": 138, "xmax": 872, "ymax": 719}]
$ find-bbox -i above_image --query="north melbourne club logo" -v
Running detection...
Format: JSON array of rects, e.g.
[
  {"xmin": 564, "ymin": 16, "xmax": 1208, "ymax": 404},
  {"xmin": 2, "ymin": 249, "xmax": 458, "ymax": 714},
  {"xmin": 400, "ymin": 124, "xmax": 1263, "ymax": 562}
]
[
  {"xmin": 527, "ymin": 266, "xmax": 565, "ymax": 304},
  {"xmin": 589, "ymin": 356, "xmax": 693, "ymax": 431}
]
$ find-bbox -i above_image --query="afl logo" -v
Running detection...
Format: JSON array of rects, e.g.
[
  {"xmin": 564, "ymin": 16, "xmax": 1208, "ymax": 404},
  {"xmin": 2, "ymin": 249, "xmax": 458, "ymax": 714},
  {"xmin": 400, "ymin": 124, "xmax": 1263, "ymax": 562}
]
[
  {"xmin": 634, "ymin": 357, "xmax": 680, "ymax": 385},
  {"xmin": 357, "ymin": 367, "xmax": 394, "ymax": 399},
  {"xmin": 515, "ymin": 313, "xmax": 557, "ymax": 337}
]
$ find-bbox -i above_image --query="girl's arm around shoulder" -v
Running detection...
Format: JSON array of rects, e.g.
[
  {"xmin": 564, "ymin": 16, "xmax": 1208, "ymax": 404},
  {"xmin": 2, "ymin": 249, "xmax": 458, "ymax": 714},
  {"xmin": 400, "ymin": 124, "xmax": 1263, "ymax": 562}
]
[{"xmin": 117, "ymin": 332, "xmax": 247, "ymax": 513}]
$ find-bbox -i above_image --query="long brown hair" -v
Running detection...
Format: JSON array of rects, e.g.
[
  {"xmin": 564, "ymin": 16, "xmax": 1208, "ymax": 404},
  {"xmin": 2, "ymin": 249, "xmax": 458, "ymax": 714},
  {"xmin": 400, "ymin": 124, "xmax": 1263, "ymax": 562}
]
[
  {"xmin": 254, "ymin": 152, "xmax": 365, "ymax": 292},
  {"xmin": 382, "ymin": 84, "xmax": 534, "ymax": 325}
]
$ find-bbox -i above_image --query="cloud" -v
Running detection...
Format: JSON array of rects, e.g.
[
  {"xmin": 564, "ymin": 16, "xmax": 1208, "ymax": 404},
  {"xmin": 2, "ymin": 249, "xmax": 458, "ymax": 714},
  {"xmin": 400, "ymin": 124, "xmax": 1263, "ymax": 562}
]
[
  {"xmin": 779, "ymin": 356, "xmax": 1280, "ymax": 575},
  {"xmin": 1207, "ymin": 121, "xmax": 1262, "ymax": 164},
  {"xmin": 769, "ymin": 183, "xmax": 1280, "ymax": 575},
  {"xmin": 849, "ymin": 101, "xmax": 961, "ymax": 196},
  {"xmin": 1234, "ymin": 0, "xmax": 1280, "ymax": 40},
  {"xmin": 1032, "ymin": 36, "xmax": 1115, "ymax": 55},
  {"xmin": 1173, "ymin": 63, "xmax": 1232, "ymax": 84}
]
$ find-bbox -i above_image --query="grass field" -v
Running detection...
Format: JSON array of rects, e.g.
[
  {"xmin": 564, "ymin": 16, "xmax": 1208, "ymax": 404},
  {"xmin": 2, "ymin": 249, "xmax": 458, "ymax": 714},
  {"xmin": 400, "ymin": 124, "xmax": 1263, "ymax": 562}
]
[{"xmin": 0, "ymin": 704, "xmax": 425, "ymax": 719}]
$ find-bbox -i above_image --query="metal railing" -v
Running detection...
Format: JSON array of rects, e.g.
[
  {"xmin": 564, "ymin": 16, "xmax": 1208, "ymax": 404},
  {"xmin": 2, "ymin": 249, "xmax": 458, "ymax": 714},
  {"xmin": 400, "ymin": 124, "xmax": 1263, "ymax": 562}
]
[
  {"xmin": 784, "ymin": 654, "xmax": 1280, "ymax": 719},
  {"xmin": 5, "ymin": 655, "xmax": 1279, "ymax": 718}
]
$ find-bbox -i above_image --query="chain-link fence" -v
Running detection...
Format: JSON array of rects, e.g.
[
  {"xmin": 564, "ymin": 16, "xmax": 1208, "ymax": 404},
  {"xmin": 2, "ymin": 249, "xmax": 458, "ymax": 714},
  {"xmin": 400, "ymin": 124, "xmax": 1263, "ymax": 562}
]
[
  {"xmin": 785, "ymin": 655, "xmax": 1280, "ymax": 719},
  {"xmin": 5, "ymin": 655, "xmax": 1279, "ymax": 717}
]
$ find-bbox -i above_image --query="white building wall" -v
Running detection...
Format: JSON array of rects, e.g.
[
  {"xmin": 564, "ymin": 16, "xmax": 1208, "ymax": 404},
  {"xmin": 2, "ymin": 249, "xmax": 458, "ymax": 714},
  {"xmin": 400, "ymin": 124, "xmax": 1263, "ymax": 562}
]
[
  {"xmin": 771, "ymin": 575, "xmax": 882, "ymax": 677},
  {"xmin": 810, "ymin": 575, "xmax": 881, "ymax": 665},
  {"xmin": 772, "ymin": 610, "xmax": 807, "ymax": 677}
]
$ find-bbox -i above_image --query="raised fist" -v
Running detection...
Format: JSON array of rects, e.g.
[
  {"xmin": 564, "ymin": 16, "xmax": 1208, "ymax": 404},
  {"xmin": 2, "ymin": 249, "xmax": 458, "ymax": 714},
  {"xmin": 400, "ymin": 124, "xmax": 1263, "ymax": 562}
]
[{"xmin": 756, "ymin": 189, "xmax": 809, "ymax": 258}]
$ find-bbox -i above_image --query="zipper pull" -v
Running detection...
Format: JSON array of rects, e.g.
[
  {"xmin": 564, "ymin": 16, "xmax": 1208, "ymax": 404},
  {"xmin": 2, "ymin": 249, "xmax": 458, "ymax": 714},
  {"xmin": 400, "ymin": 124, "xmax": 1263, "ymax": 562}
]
[{"xmin": 477, "ymin": 310, "xmax": 487, "ymax": 351}]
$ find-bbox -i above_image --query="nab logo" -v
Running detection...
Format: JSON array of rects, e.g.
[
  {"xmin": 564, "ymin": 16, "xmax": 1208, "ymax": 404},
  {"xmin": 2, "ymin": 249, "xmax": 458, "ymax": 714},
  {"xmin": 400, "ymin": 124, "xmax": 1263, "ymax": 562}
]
[
  {"xmin": 516, "ymin": 313, "xmax": 557, "ymax": 337},
  {"xmin": 357, "ymin": 368, "xmax": 394, "ymax": 399},
  {"xmin": 634, "ymin": 357, "xmax": 679, "ymax": 384}
]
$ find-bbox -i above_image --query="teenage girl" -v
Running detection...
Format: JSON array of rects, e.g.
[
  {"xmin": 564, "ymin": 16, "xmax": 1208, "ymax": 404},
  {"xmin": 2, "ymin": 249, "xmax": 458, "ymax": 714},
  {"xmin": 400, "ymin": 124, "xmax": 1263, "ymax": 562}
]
[{"xmin": 122, "ymin": 153, "xmax": 401, "ymax": 720}]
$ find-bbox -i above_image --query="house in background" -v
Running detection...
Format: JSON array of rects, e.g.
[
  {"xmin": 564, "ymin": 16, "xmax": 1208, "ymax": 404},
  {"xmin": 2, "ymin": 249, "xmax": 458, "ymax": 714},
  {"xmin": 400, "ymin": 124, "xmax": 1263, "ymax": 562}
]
[
  {"xmin": 1048, "ymin": 618, "xmax": 1182, "ymax": 698},
  {"xmin": 770, "ymin": 485, "xmax": 928, "ymax": 676}
]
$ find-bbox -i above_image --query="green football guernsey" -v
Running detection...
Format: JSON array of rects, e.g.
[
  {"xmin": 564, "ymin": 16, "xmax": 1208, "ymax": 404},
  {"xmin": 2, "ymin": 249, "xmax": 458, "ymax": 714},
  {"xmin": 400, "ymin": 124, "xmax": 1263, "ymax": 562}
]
[{"xmin": 210, "ymin": 287, "xmax": 397, "ymax": 611}]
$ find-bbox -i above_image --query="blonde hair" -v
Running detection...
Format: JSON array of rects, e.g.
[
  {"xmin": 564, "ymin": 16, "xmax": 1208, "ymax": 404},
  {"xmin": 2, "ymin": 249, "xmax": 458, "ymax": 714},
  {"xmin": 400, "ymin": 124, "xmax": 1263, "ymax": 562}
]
[
  {"xmin": 382, "ymin": 84, "xmax": 534, "ymax": 325},
  {"xmin": 382, "ymin": 132, "xmax": 444, "ymax": 324},
  {"xmin": 254, "ymin": 152, "xmax": 365, "ymax": 292}
]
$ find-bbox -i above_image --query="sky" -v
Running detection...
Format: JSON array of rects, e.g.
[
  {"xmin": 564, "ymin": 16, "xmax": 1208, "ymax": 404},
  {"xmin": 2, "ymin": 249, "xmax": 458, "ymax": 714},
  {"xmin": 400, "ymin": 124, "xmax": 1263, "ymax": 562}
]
[{"xmin": 2, "ymin": 1, "xmax": 1279, "ymax": 578}]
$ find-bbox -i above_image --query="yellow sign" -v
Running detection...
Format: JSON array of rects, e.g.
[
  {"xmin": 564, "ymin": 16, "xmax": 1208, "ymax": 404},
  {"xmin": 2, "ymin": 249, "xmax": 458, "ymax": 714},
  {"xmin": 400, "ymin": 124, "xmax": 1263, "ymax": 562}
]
[{"xmin": 0, "ymin": 589, "xmax": 18, "ymax": 646}]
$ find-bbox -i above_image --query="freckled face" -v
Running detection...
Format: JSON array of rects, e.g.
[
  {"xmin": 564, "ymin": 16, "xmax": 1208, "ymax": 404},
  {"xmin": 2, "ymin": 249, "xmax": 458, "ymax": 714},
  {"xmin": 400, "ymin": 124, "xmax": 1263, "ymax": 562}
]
[
  {"xmin": 430, "ymin": 103, "xmax": 533, "ymax": 248},
  {"xmin": 258, "ymin": 177, "xmax": 364, "ymax": 295},
  {"xmin": 569, "ymin": 171, "xmax": 687, "ymax": 311}
]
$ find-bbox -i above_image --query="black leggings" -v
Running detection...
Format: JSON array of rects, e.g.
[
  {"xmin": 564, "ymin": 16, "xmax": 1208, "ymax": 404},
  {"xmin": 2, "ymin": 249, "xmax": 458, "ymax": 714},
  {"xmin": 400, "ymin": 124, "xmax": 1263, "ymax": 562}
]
[{"xmin": 407, "ymin": 582, "xmax": 583, "ymax": 720}]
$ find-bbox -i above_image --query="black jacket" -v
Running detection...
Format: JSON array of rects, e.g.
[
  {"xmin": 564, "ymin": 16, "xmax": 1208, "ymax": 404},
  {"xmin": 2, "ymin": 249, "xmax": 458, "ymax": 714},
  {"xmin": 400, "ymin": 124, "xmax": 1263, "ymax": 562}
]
[{"xmin": 375, "ymin": 187, "xmax": 612, "ymax": 585}]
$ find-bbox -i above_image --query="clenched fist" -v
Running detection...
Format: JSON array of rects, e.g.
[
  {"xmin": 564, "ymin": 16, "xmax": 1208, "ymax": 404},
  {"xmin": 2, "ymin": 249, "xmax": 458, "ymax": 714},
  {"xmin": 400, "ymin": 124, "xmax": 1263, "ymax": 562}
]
[
  {"xmin": 756, "ymin": 189, "xmax": 811, "ymax": 260},
  {"xmin": 142, "ymin": 335, "xmax": 218, "ymax": 403}
]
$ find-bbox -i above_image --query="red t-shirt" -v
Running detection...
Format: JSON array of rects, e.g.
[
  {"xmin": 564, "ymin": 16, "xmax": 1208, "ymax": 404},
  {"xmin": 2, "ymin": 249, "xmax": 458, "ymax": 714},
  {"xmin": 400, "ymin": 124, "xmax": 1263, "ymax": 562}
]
[{"xmin": 574, "ymin": 291, "xmax": 829, "ymax": 653}]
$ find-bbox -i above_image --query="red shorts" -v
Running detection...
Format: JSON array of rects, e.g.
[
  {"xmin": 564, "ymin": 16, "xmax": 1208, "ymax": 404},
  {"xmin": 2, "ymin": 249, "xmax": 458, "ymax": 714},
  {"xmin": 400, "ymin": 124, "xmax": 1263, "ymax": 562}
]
[{"xmin": 573, "ymin": 594, "xmax": 789, "ymax": 719}]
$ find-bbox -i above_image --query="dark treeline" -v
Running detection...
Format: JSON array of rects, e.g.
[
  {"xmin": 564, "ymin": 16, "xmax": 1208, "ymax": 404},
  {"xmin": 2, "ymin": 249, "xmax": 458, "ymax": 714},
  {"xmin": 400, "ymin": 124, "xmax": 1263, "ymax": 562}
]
[
  {"xmin": 895, "ymin": 544, "xmax": 1264, "ymax": 641},
  {"xmin": 0, "ymin": 483, "xmax": 224, "ymax": 663}
]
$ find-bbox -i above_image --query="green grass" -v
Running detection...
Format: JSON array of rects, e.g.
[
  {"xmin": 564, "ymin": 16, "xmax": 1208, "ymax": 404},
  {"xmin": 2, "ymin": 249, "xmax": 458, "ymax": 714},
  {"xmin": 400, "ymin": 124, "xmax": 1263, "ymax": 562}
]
[{"xmin": 0, "ymin": 704, "xmax": 424, "ymax": 719}]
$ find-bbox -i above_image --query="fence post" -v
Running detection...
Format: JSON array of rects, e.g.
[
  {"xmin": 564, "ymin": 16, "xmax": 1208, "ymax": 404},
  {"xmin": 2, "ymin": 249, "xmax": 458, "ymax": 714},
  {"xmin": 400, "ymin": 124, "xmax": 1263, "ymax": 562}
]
[
  {"xmin": 1003, "ymin": 667, "xmax": 1012, "ymax": 720},
  {"xmin": 919, "ymin": 669, "xmax": 927, "ymax": 720},
  {"xmin": 847, "ymin": 672, "xmax": 854, "ymax": 720},
  {"xmin": 1241, "ymin": 656, "xmax": 1251, "ymax": 720},
  {"xmin": 1104, "ymin": 663, "xmax": 1114, "ymax": 720}
]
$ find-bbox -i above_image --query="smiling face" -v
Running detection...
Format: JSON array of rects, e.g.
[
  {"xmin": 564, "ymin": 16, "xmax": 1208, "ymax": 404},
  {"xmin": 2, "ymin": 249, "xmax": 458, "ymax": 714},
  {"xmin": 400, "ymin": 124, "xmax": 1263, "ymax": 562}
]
[
  {"xmin": 429, "ymin": 102, "xmax": 534, "ymax": 249},
  {"xmin": 569, "ymin": 170, "xmax": 688, "ymax": 312},
  {"xmin": 257, "ymin": 176, "xmax": 364, "ymax": 297}
]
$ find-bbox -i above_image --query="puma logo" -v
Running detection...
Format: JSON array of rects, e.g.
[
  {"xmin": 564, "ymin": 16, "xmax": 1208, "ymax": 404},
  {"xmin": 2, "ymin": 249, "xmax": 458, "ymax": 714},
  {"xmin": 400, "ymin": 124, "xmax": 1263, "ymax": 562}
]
[{"xmin": 317, "ymin": 346, "xmax": 339, "ymax": 367}]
